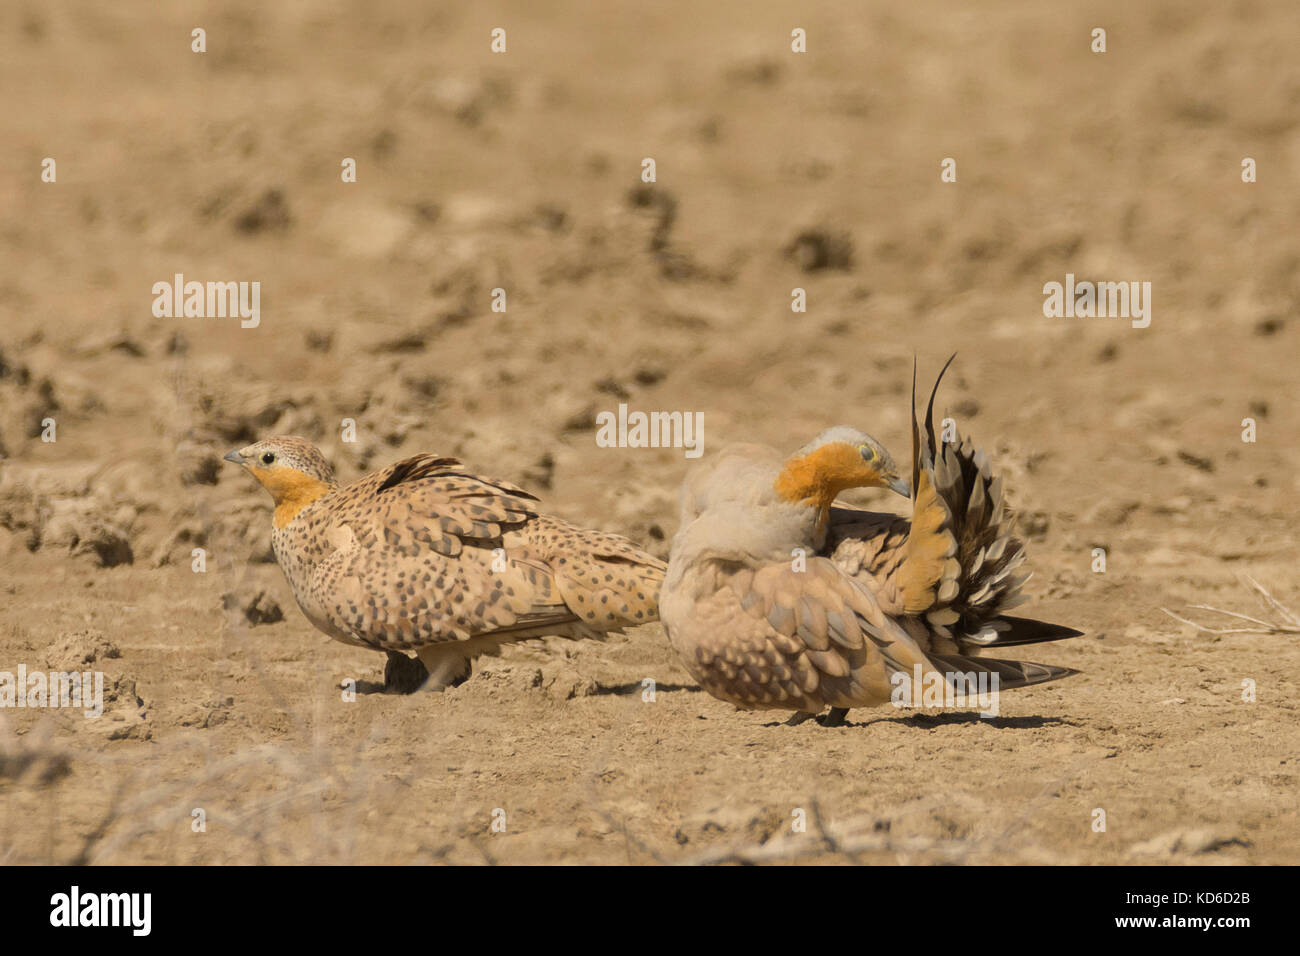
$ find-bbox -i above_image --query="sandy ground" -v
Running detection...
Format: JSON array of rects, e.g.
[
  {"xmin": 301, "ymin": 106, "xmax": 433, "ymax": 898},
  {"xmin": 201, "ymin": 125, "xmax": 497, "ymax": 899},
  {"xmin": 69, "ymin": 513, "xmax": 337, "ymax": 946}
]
[{"xmin": 1, "ymin": 0, "xmax": 1298, "ymax": 864}]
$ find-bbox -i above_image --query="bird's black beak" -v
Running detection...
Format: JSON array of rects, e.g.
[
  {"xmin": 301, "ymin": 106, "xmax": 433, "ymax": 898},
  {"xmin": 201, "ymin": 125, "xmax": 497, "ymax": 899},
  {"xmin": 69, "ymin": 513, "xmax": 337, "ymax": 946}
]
[
  {"xmin": 223, "ymin": 449, "xmax": 244, "ymax": 465},
  {"xmin": 886, "ymin": 474, "xmax": 911, "ymax": 498}
]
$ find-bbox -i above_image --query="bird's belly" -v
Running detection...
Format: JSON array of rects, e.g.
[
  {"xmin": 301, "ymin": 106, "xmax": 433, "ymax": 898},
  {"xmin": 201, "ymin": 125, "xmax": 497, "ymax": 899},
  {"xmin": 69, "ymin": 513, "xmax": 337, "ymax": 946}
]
[
  {"xmin": 272, "ymin": 541, "xmax": 368, "ymax": 648},
  {"xmin": 294, "ymin": 589, "xmax": 364, "ymax": 647}
]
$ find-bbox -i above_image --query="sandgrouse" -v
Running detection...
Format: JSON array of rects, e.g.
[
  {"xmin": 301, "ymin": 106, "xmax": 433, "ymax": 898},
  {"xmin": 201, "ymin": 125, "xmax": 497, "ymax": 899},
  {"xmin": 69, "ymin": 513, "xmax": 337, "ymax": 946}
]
[
  {"xmin": 660, "ymin": 357, "xmax": 1081, "ymax": 725},
  {"xmin": 225, "ymin": 438, "xmax": 666, "ymax": 691}
]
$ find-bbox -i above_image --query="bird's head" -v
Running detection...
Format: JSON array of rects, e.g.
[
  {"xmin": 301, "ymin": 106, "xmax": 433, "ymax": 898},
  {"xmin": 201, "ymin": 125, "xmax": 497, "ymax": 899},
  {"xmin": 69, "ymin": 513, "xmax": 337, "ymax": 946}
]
[
  {"xmin": 224, "ymin": 436, "xmax": 337, "ymax": 527},
  {"xmin": 774, "ymin": 426, "xmax": 910, "ymax": 510}
]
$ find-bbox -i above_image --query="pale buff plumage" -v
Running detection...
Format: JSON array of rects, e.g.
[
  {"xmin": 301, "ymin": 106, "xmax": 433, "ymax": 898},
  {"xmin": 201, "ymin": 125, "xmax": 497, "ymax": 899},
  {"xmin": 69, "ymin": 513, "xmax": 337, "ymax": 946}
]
[
  {"xmin": 225, "ymin": 437, "xmax": 665, "ymax": 690},
  {"xmin": 660, "ymin": 358, "xmax": 1081, "ymax": 724}
]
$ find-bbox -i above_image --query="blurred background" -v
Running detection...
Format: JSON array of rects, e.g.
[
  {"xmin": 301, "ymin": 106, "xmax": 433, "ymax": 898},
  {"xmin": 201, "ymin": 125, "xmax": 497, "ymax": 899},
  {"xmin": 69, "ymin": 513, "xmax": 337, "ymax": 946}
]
[{"xmin": 0, "ymin": 1, "xmax": 1296, "ymax": 864}]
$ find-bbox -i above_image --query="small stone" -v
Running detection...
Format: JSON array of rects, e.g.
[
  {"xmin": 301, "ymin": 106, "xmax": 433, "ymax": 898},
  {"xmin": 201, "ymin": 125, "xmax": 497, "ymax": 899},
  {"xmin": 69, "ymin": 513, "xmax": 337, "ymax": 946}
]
[
  {"xmin": 785, "ymin": 229, "xmax": 854, "ymax": 272},
  {"xmin": 43, "ymin": 629, "xmax": 121, "ymax": 669},
  {"xmin": 222, "ymin": 589, "xmax": 284, "ymax": 627}
]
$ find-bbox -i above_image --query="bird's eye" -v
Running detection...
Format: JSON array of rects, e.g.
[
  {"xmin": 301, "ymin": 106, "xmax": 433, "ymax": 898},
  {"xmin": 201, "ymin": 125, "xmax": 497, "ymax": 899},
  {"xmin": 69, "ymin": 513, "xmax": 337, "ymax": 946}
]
[
  {"xmin": 260, "ymin": 452, "xmax": 275, "ymax": 465},
  {"xmin": 859, "ymin": 444, "xmax": 876, "ymax": 461}
]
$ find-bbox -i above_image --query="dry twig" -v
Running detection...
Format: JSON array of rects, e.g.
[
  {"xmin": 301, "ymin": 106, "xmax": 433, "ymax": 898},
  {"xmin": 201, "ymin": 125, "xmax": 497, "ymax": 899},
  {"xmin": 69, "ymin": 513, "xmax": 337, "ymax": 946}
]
[{"xmin": 1161, "ymin": 575, "xmax": 1300, "ymax": 635}]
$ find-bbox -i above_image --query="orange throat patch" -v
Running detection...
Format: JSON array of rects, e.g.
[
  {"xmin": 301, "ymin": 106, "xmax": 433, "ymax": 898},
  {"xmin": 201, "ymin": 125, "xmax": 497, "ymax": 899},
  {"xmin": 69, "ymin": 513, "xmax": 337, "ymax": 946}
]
[
  {"xmin": 247, "ymin": 466, "xmax": 334, "ymax": 529},
  {"xmin": 773, "ymin": 443, "xmax": 878, "ymax": 524}
]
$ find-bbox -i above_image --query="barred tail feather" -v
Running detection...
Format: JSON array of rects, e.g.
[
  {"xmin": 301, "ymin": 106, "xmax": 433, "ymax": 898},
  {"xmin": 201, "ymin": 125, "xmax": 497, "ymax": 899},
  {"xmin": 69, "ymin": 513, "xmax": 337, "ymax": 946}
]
[
  {"xmin": 964, "ymin": 614, "xmax": 1084, "ymax": 648},
  {"xmin": 929, "ymin": 653, "xmax": 1080, "ymax": 692},
  {"xmin": 902, "ymin": 357, "xmax": 1083, "ymax": 654}
]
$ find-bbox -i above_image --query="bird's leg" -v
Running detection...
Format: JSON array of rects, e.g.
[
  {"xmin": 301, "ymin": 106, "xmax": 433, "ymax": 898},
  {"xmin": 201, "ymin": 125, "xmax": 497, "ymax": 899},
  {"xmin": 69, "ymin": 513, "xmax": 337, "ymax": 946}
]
[
  {"xmin": 785, "ymin": 710, "xmax": 820, "ymax": 726},
  {"xmin": 383, "ymin": 650, "xmax": 429, "ymax": 694},
  {"xmin": 416, "ymin": 645, "xmax": 474, "ymax": 691},
  {"xmin": 818, "ymin": 707, "xmax": 850, "ymax": 727}
]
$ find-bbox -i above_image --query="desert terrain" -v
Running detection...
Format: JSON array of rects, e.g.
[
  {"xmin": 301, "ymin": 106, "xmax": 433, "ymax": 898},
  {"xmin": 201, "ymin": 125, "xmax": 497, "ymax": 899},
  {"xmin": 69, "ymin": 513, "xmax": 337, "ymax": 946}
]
[{"xmin": 1, "ymin": 0, "xmax": 1297, "ymax": 864}]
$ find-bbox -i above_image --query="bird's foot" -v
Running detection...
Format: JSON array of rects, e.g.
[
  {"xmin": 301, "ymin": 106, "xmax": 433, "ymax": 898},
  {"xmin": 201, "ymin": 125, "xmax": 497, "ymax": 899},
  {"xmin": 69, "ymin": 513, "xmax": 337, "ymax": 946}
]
[
  {"xmin": 415, "ymin": 647, "xmax": 474, "ymax": 692},
  {"xmin": 817, "ymin": 707, "xmax": 850, "ymax": 727},
  {"xmin": 383, "ymin": 651, "xmax": 429, "ymax": 694},
  {"xmin": 441, "ymin": 663, "xmax": 473, "ymax": 690},
  {"xmin": 785, "ymin": 711, "xmax": 819, "ymax": 726}
]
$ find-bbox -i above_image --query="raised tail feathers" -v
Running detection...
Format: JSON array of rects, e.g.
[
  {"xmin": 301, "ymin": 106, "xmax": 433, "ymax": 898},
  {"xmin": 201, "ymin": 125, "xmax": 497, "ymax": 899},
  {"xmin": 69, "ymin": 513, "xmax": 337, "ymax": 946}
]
[
  {"xmin": 901, "ymin": 356, "xmax": 1049, "ymax": 640},
  {"xmin": 898, "ymin": 355, "xmax": 961, "ymax": 615}
]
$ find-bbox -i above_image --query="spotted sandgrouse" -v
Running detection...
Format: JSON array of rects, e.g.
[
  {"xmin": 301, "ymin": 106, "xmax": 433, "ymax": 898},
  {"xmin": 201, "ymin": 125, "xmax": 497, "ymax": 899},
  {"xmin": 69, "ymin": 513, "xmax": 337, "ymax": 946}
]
[
  {"xmin": 659, "ymin": 357, "xmax": 1081, "ymax": 724},
  {"xmin": 225, "ymin": 438, "xmax": 666, "ymax": 691}
]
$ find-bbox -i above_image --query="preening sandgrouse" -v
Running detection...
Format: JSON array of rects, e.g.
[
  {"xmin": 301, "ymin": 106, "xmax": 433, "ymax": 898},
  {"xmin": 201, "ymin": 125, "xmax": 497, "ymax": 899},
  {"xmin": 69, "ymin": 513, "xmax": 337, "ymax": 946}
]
[
  {"xmin": 659, "ymin": 357, "xmax": 1082, "ymax": 725},
  {"xmin": 225, "ymin": 438, "xmax": 666, "ymax": 691}
]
